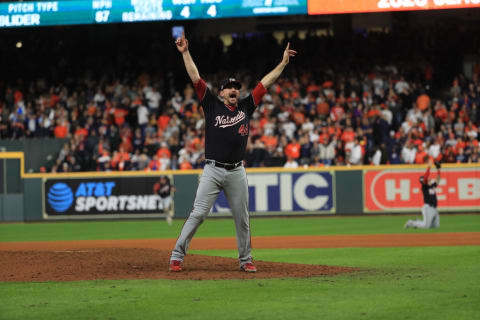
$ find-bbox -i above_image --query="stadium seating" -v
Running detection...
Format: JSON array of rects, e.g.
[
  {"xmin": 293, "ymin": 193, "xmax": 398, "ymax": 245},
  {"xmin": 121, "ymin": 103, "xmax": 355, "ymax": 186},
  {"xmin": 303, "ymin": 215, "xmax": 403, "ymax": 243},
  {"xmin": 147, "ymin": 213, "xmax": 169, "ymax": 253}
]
[{"xmin": 0, "ymin": 31, "xmax": 479, "ymax": 171}]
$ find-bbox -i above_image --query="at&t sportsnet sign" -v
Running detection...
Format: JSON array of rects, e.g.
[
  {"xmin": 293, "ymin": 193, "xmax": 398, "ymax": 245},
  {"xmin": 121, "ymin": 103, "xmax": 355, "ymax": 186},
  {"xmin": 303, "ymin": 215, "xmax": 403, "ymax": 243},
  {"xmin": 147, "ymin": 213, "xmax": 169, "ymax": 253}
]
[{"xmin": 44, "ymin": 176, "xmax": 173, "ymax": 217}]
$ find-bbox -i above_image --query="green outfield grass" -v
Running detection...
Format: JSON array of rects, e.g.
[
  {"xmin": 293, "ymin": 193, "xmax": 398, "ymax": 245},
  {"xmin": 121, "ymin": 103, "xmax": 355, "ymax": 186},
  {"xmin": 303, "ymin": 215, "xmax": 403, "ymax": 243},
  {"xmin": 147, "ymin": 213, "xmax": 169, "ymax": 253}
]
[
  {"xmin": 1, "ymin": 214, "xmax": 480, "ymax": 242},
  {"xmin": 0, "ymin": 215, "xmax": 479, "ymax": 320}
]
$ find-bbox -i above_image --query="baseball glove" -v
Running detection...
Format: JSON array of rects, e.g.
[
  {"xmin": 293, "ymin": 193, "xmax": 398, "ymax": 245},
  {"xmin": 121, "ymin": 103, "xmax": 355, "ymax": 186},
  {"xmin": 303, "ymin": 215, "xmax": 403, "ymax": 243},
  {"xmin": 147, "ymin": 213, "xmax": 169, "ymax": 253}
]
[{"xmin": 434, "ymin": 161, "xmax": 441, "ymax": 169}]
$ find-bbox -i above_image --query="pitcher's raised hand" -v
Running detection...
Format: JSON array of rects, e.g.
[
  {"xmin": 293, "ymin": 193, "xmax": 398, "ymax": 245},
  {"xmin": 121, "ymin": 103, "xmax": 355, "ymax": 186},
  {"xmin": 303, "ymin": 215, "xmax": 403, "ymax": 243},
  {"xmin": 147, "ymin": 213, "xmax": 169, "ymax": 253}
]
[
  {"xmin": 282, "ymin": 42, "xmax": 297, "ymax": 65},
  {"xmin": 175, "ymin": 31, "xmax": 189, "ymax": 53}
]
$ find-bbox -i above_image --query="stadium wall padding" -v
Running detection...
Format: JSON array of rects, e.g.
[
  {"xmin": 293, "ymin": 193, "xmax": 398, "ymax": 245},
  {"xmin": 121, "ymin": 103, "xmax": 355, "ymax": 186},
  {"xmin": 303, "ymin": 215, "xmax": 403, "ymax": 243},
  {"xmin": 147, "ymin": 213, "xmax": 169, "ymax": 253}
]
[
  {"xmin": 335, "ymin": 170, "xmax": 363, "ymax": 214},
  {"xmin": 0, "ymin": 194, "xmax": 24, "ymax": 222},
  {"xmin": 0, "ymin": 159, "xmax": 4, "ymax": 194},
  {"xmin": 23, "ymin": 178, "xmax": 43, "ymax": 222},
  {"xmin": 6, "ymin": 159, "xmax": 22, "ymax": 194},
  {"xmin": 1, "ymin": 152, "xmax": 479, "ymax": 222},
  {"xmin": 172, "ymin": 174, "xmax": 199, "ymax": 219}
]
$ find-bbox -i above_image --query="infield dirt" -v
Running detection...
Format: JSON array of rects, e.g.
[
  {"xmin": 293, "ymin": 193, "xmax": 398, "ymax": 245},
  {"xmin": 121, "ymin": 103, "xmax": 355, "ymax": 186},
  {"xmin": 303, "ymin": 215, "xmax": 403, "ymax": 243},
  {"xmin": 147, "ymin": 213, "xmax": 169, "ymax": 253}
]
[{"xmin": 1, "ymin": 232, "xmax": 478, "ymax": 282}]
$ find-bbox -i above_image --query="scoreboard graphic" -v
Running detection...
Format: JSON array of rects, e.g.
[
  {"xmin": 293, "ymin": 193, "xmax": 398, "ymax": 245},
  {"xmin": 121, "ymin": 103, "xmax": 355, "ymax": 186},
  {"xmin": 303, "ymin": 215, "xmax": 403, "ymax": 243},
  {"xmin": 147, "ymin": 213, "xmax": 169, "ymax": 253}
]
[{"xmin": 0, "ymin": 0, "xmax": 307, "ymax": 28}]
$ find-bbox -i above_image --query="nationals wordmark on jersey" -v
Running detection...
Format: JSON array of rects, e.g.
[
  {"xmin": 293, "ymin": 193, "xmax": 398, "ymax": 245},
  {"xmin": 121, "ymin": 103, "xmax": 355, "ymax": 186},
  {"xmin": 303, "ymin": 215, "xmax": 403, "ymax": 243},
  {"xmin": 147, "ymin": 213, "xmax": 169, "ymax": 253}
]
[{"xmin": 214, "ymin": 111, "xmax": 246, "ymax": 128}]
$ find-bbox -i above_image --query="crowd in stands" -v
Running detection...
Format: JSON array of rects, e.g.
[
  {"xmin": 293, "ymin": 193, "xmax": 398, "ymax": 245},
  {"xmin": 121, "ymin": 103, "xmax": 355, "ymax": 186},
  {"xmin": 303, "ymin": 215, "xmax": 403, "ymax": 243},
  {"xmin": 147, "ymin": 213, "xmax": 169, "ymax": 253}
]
[{"xmin": 0, "ymin": 30, "xmax": 479, "ymax": 172}]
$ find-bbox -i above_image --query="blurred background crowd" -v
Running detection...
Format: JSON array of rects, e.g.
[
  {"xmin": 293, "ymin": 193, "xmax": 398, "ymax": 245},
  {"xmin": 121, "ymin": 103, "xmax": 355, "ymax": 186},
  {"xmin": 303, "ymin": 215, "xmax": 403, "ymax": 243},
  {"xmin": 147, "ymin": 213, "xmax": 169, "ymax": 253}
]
[{"xmin": 0, "ymin": 15, "xmax": 479, "ymax": 172}]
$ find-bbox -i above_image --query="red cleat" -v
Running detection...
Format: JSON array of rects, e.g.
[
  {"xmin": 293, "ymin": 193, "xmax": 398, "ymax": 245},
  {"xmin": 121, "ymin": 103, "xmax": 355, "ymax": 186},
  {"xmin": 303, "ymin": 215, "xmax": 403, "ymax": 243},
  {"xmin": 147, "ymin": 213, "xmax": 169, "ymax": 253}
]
[
  {"xmin": 169, "ymin": 260, "xmax": 183, "ymax": 272},
  {"xmin": 240, "ymin": 262, "xmax": 257, "ymax": 273}
]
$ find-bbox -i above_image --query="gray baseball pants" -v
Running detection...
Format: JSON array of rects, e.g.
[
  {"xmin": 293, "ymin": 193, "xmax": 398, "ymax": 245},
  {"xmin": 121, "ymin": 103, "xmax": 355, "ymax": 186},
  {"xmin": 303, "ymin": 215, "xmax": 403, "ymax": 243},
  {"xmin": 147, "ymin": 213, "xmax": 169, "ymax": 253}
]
[
  {"xmin": 170, "ymin": 162, "xmax": 252, "ymax": 266},
  {"xmin": 405, "ymin": 204, "xmax": 440, "ymax": 229}
]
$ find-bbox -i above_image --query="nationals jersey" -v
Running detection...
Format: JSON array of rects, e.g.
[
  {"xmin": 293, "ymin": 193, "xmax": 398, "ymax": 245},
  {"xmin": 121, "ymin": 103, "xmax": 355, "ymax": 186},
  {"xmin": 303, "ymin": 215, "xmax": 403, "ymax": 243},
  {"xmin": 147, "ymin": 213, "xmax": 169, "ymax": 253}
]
[
  {"xmin": 420, "ymin": 167, "xmax": 438, "ymax": 208},
  {"xmin": 194, "ymin": 79, "xmax": 266, "ymax": 163},
  {"xmin": 154, "ymin": 177, "xmax": 172, "ymax": 198},
  {"xmin": 421, "ymin": 181, "xmax": 438, "ymax": 208}
]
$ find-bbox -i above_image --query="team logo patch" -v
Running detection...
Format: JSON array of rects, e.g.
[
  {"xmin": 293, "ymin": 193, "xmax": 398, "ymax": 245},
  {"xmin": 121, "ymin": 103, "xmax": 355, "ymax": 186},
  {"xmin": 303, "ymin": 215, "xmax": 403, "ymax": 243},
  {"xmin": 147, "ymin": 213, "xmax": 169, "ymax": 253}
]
[{"xmin": 238, "ymin": 124, "xmax": 248, "ymax": 136}]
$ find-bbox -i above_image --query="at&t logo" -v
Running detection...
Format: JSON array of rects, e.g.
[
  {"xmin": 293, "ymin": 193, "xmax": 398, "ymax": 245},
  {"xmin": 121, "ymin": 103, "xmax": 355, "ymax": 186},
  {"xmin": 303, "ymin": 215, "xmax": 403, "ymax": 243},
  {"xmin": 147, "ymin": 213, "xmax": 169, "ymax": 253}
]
[{"xmin": 47, "ymin": 183, "xmax": 74, "ymax": 212}]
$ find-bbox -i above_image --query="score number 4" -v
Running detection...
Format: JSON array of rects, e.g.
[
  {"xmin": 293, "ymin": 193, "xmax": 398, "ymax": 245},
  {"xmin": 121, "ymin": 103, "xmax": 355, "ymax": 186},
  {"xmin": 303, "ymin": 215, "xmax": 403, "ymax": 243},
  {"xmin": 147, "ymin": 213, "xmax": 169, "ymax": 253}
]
[
  {"xmin": 180, "ymin": 5, "xmax": 216, "ymax": 19},
  {"xmin": 206, "ymin": 5, "xmax": 216, "ymax": 17},
  {"xmin": 95, "ymin": 10, "xmax": 110, "ymax": 23}
]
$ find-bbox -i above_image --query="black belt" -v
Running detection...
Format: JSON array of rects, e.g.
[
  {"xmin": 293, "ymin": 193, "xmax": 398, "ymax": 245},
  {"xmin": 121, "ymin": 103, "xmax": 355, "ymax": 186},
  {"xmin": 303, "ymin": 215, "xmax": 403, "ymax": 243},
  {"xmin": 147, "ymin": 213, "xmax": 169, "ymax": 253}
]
[{"xmin": 206, "ymin": 159, "xmax": 243, "ymax": 170}]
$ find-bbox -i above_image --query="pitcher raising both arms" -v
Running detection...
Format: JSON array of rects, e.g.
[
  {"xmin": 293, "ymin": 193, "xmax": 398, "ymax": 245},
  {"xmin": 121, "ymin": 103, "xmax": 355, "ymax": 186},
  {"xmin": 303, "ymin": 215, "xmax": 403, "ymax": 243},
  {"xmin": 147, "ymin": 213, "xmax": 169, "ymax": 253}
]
[{"xmin": 169, "ymin": 32, "xmax": 296, "ymax": 272}]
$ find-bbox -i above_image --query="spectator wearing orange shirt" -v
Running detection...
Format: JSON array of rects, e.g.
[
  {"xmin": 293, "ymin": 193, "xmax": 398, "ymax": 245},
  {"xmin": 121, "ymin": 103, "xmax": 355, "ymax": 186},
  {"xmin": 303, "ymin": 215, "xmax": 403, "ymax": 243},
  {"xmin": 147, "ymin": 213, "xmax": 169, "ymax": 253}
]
[
  {"xmin": 434, "ymin": 100, "xmax": 447, "ymax": 123},
  {"xmin": 111, "ymin": 147, "xmax": 131, "ymax": 171},
  {"xmin": 284, "ymin": 138, "xmax": 301, "ymax": 159},
  {"xmin": 416, "ymin": 92, "xmax": 430, "ymax": 111},
  {"xmin": 54, "ymin": 119, "xmax": 69, "ymax": 138},
  {"xmin": 113, "ymin": 107, "xmax": 128, "ymax": 126},
  {"xmin": 318, "ymin": 126, "xmax": 329, "ymax": 144},
  {"xmin": 341, "ymin": 126, "xmax": 355, "ymax": 144},
  {"xmin": 330, "ymin": 121, "xmax": 343, "ymax": 139},
  {"xmin": 367, "ymin": 106, "xmax": 381, "ymax": 119},
  {"xmin": 260, "ymin": 131, "xmax": 278, "ymax": 150},
  {"xmin": 87, "ymin": 103, "xmax": 97, "ymax": 116},
  {"xmin": 157, "ymin": 142, "xmax": 172, "ymax": 159},
  {"xmin": 74, "ymin": 126, "xmax": 88, "ymax": 140},
  {"xmin": 306, "ymin": 82, "xmax": 320, "ymax": 93},
  {"xmin": 149, "ymin": 155, "xmax": 162, "ymax": 171},
  {"xmin": 292, "ymin": 106, "xmax": 306, "ymax": 126},
  {"xmin": 330, "ymin": 104, "xmax": 345, "ymax": 122},
  {"xmin": 157, "ymin": 111, "xmax": 171, "ymax": 131},
  {"xmin": 415, "ymin": 145, "xmax": 428, "ymax": 164},
  {"xmin": 316, "ymin": 98, "xmax": 330, "ymax": 120},
  {"xmin": 179, "ymin": 158, "xmax": 193, "ymax": 170},
  {"xmin": 259, "ymin": 116, "xmax": 269, "ymax": 130},
  {"xmin": 49, "ymin": 88, "xmax": 60, "ymax": 108},
  {"xmin": 13, "ymin": 89, "xmax": 24, "ymax": 108}
]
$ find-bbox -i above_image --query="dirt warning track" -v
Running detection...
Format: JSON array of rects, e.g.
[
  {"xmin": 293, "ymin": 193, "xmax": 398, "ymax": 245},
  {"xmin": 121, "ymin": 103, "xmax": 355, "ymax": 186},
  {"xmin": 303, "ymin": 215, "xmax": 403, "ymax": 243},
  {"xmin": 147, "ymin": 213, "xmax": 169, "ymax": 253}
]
[{"xmin": 1, "ymin": 232, "xmax": 479, "ymax": 252}]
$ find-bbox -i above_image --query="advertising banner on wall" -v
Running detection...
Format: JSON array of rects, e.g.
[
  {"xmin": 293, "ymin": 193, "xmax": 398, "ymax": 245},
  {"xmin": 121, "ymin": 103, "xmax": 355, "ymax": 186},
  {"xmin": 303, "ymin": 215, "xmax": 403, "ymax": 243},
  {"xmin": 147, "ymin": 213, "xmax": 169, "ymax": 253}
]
[
  {"xmin": 43, "ymin": 175, "xmax": 174, "ymax": 218},
  {"xmin": 212, "ymin": 171, "xmax": 335, "ymax": 215},
  {"xmin": 364, "ymin": 167, "xmax": 480, "ymax": 212},
  {"xmin": 308, "ymin": 0, "xmax": 480, "ymax": 15}
]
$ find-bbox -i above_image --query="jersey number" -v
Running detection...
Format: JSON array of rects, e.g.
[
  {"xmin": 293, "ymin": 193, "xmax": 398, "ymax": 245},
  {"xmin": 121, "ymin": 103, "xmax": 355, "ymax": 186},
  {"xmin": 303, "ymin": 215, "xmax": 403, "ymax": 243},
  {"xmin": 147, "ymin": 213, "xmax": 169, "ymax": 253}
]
[{"xmin": 238, "ymin": 124, "xmax": 249, "ymax": 136}]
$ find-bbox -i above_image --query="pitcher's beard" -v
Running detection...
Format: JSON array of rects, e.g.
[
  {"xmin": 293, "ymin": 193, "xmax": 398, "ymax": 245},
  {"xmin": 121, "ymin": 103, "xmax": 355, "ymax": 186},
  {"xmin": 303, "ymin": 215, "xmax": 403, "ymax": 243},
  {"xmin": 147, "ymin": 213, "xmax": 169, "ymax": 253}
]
[{"xmin": 228, "ymin": 96, "xmax": 238, "ymax": 105}]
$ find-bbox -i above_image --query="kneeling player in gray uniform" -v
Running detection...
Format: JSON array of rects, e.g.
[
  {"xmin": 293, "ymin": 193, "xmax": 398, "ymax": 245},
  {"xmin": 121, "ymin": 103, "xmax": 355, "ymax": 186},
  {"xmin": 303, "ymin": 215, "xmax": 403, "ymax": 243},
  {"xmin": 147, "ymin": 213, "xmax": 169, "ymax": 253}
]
[
  {"xmin": 169, "ymin": 32, "xmax": 296, "ymax": 272},
  {"xmin": 404, "ymin": 160, "xmax": 441, "ymax": 229}
]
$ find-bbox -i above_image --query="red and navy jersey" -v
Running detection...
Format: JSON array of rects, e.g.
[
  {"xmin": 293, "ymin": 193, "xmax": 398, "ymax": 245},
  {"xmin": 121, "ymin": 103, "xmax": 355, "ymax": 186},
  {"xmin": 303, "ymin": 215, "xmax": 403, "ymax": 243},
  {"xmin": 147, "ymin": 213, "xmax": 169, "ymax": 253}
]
[
  {"xmin": 194, "ymin": 79, "xmax": 266, "ymax": 163},
  {"xmin": 153, "ymin": 178, "xmax": 172, "ymax": 198},
  {"xmin": 420, "ymin": 168, "xmax": 438, "ymax": 207},
  {"xmin": 421, "ymin": 181, "xmax": 438, "ymax": 208}
]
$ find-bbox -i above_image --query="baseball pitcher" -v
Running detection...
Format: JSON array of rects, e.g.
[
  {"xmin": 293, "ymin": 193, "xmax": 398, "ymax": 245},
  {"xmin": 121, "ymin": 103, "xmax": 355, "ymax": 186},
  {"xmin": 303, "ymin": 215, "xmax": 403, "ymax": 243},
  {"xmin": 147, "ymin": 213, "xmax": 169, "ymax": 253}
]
[{"xmin": 169, "ymin": 32, "xmax": 296, "ymax": 272}]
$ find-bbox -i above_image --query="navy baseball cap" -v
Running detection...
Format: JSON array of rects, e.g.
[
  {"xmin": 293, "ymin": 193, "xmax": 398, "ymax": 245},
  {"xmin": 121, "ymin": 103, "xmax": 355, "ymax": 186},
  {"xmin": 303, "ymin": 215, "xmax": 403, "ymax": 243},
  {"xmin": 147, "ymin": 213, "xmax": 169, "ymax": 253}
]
[{"xmin": 220, "ymin": 78, "xmax": 241, "ymax": 91}]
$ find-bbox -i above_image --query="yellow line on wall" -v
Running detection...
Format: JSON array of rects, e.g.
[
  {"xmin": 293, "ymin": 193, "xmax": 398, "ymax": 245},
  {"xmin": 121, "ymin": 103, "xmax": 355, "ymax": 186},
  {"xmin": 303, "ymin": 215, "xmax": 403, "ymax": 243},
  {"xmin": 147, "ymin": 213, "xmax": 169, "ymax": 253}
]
[
  {"xmin": 0, "ymin": 152, "xmax": 26, "ymax": 178},
  {"xmin": 1, "ymin": 151, "xmax": 479, "ymax": 179}
]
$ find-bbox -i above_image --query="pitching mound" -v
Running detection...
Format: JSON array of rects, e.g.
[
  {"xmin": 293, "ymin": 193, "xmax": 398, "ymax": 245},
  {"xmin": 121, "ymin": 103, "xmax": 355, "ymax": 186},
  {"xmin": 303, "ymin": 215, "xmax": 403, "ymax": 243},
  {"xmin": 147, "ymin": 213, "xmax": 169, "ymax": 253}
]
[{"xmin": 0, "ymin": 248, "xmax": 356, "ymax": 282}]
